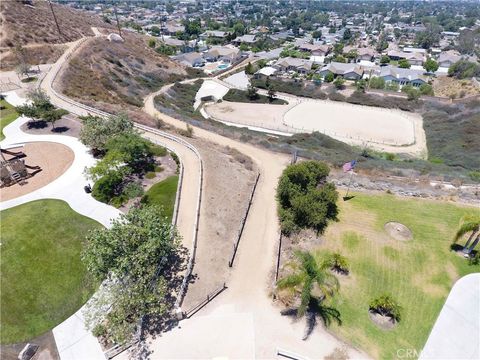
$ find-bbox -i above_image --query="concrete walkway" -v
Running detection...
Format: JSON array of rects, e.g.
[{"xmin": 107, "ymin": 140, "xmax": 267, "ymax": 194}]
[
  {"xmin": 420, "ymin": 273, "xmax": 480, "ymax": 360},
  {"xmin": 0, "ymin": 91, "xmax": 120, "ymax": 360}
]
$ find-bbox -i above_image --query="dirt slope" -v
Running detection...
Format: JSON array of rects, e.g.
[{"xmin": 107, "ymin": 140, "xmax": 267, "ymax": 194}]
[{"xmin": 0, "ymin": 0, "xmax": 109, "ymax": 47}]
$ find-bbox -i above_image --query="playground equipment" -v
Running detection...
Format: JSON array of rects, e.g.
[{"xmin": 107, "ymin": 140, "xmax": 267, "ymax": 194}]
[{"xmin": 0, "ymin": 147, "xmax": 42, "ymax": 187}]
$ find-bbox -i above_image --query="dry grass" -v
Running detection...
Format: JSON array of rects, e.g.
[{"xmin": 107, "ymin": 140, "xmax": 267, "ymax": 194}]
[
  {"xmin": 432, "ymin": 76, "xmax": 480, "ymax": 98},
  {"xmin": 58, "ymin": 33, "xmax": 187, "ymax": 124},
  {"xmin": 0, "ymin": 44, "xmax": 66, "ymax": 70},
  {"xmin": 0, "ymin": 0, "xmax": 110, "ymax": 47}
]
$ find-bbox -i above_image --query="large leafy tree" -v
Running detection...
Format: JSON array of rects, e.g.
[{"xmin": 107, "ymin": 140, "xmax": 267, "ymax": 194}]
[
  {"xmin": 454, "ymin": 215, "xmax": 480, "ymax": 254},
  {"xmin": 79, "ymin": 113, "xmax": 134, "ymax": 154},
  {"xmin": 277, "ymin": 250, "xmax": 341, "ymax": 339},
  {"xmin": 277, "ymin": 161, "xmax": 338, "ymax": 235},
  {"xmin": 82, "ymin": 205, "xmax": 180, "ymax": 343}
]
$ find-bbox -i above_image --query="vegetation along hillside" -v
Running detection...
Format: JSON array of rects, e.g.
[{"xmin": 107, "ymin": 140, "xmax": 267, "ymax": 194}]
[{"xmin": 57, "ymin": 31, "xmax": 189, "ymax": 124}]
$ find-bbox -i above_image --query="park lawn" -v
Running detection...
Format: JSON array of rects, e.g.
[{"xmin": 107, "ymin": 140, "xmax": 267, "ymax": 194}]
[
  {"xmin": 0, "ymin": 200, "xmax": 102, "ymax": 344},
  {"xmin": 315, "ymin": 192, "xmax": 478, "ymax": 359},
  {"xmin": 0, "ymin": 99, "xmax": 19, "ymax": 141},
  {"xmin": 141, "ymin": 175, "xmax": 179, "ymax": 222}
]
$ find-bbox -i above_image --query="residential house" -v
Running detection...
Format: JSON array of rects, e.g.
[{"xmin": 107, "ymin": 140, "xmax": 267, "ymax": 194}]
[
  {"xmin": 254, "ymin": 66, "xmax": 278, "ymax": 79},
  {"xmin": 378, "ymin": 66, "xmax": 427, "ymax": 87},
  {"xmin": 164, "ymin": 22, "xmax": 185, "ymax": 35},
  {"xmin": 274, "ymin": 57, "xmax": 313, "ymax": 74},
  {"xmin": 437, "ymin": 51, "xmax": 462, "ymax": 68},
  {"xmin": 298, "ymin": 43, "xmax": 331, "ymax": 56},
  {"xmin": 173, "ymin": 52, "xmax": 205, "ymax": 67},
  {"xmin": 232, "ymin": 34, "xmax": 257, "ymax": 45},
  {"xmin": 200, "ymin": 30, "xmax": 229, "ymax": 40},
  {"xmin": 317, "ymin": 62, "xmax": 364, "ymax": 80},
  {"xmin": 204, "ymin": 46, "xmax": 242, "ymax": 63},
  {"xmin": 387, "ymin": 50, "xmax": 424, "ymax": 65}
]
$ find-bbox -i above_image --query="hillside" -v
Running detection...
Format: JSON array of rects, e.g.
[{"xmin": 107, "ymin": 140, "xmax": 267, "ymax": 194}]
[
  {"xmin": 57, "ymin": 31, "xmax": 191, "ymax": 124},
  {"xmin": 0, "ymin": 0, "xmax": 109, "ymax": 47}
]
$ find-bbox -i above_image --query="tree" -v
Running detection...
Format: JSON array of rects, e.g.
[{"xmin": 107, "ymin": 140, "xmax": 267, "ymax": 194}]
[
  {"xmin": 343, "ymin": 28, "xmax": 352, "ymax": 41},
  {"xmin": 453, "ymin": 215, "xmax": 480, "ymax": 255},
  {"xmin": 16, "ymin": 89, "xmax": 55, "ymax": 123},
  {"xmin": 415, "ymin": 25, "xmax": 441, "ymax": 49},
  {"xmin": 398, "ymin": 59, "xmax": 411, "ymax": 69},
  {"xmin": 312, "ymin": 30, "xmax": 322, "ymax": 39},
  {"xmin": 423, "ymin": 58, "xmax": 439, "ymax": 73},
  {"xmin": 79, "ymin": 113, "xmax": 134, "ymax": 154},
  {"xmin": 245, "ymin": 62, "xmax": 255, "ymax": 75},
  {"xmin": 369, "ymin": 76, "xmax": 385, "ymax": 89},
  {"xmin": 277, "ymin": 161, "xmax": 338, "ymax": 235},
  {"xmin": 324, "ymin": 72, "xmax": 334, "ymax": 83},
  {"xmin": 267, "ymin": 85, "xmax": 276, "ymax": 102},
  {"xmin": 15, "ymin": 62, "xmax": 31, "ymax": 80},
  {"xmin": 380, "ymin": 55, "xmax": 390, "ymax": 65},
  {"xmin": 355, "ymin": 79, "xmax": 367, "ymax": 92},
  {"xmin": 448, "ymin": 60, "xmax": 480, "ymax": 79},
  {"xmin": 42, "ymin": 108, "xmax": 68, "ymax": 130},
  {"xmin": 105, "ymin": 133, "xmax": 154, "ymax": 173},
  {"xmin": 233, "ymin": 21, "xmax": 245, "ymax": 36},
  {"xmin": 333, "ymin": 77, "xmax": 345, "ymax": 90},
  {"xmin": 277, "ymin": 250, "xmax": 340, "ymax": 339},
  {"xmin": 333, "ymin": 55, "xmax": 347, "ymax": 63},
  {"xmin": 246, "ymin": 85, "xmax": 258, "ymax": 100},
  {"xmin": 82, "ymin": 205, "xmax": 179, "ymax": 343},
  {"xmin": 369, "ymin": 295, "xmax": 402, "ymax": 323}
]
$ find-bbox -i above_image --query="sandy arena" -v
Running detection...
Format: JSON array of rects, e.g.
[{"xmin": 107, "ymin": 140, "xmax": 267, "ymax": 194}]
[{"xmin": 0, "ymin": 142, "xmax": 74, "ymax": 201}]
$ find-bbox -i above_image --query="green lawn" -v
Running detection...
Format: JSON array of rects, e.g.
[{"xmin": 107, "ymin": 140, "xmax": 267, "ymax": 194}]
[
  {"xmin": 141, "ymin": 175, "xmax": 179, "ymax": 221},
  {"xmin": 314, "ymin": 193, "xmax": 478, "ymax": 359},
  {"xmin": 0, "ymin": 200, "xmax": 102, "ymax": 344},
  {"xmin": 0, "ymin": 99, "xmax": 19, "ymax": 141}
]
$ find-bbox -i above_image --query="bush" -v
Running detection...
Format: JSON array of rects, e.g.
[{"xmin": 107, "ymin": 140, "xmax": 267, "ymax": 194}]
[
  {"xmin": 92, "ymin": 172, "xmax": 123, "ymax": 204},
  {"xmin": 385, "ymin": 82, "xmax": 399, "ymax": 92},
  {"xmin": 324, "ymin": 72, "xmax": 334, "ymax": 83},
  {"xmin": 326, "ymin": 253, "xmax": 349, "ymax": 275},
  {"xmin": 369, "ymin": 295, "xmax": 402, "ymax": 322},
  {"xmin": 448, "ymin": 60, "xmax": 480, "ymax": 79},
  {"xmin": 369, "ymin": 77, "xmax": 385, "ymax": 89},
  {"xmin": 155, "ymin": 165, "xmax": 164, "ymax": 172},
  {"xmin": 149, "ymin": 143, "xmax": 168, "ymax": 157},
  {"xmin": 401, "ymin": 85, "xmax": 420, "ymax": 101},
  {"xmin": 123, "ymin": 182, "xmax": 144, "ymax": 199},
  {"xmin": 92, "ymin": 323, "xmax": 107, "ymax": 338},
  {"xmin": 333, "ymin": 77, "xmax": 345, "ymax": 90},
  {"xmin": 385, "ymin": 153, "xmax": 395, "ymax": 161},
  {"xmin": 145, "ymin": 172, "xmax": 156, "ymax": 179},
  {"xmin": 419, "ymin": 83, "xmax": 434, "ymax": 96},
  {"xmin": 469, "ymin": 171, "xmax": 480, "ymax": 182}
]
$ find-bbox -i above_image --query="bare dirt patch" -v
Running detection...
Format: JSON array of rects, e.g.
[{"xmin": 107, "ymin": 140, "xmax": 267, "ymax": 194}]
[
  {"xmin": 20, "ymin": 115, "xmax": 82, "ymax": 138},
  {"xmin": 181, "ymin": 137, "xmax": 257, "ymax": 310},
  {"xmin": 0, "ymin": 142, "xmax": 74, "ymax": 202},
  {"xmin": 433, "ymin": 76, "xmax": 480, "ymax": 98},
  {"xmin": 384, "ymin": 222, "xmax": 413, "ymax": 242},
  {"xmin": 368, "ymin": 312, "xmax": 396, "ymax": 331},
  {"xmin": 0, "ymin": 44, "xmax": 66, "ymax": 71}
]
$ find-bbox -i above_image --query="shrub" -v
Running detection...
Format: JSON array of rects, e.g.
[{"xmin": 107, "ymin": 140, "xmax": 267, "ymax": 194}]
[
  {"xmin": 369, "ymin": 77, "xmax": 385, "ymax": 89},
  {"xmin": 145, "ymin": 172, "xmax": 156, "ymax": 179},
  {"xmin": 324, "ymin": 72, "xmax": 334, "ymax": 83},
  {"xmin": 448, "ymin": 60, "xmax": 480, "ymax": 79},
  {"xmin": 469, "ymin": 171, "xmax": 480, "ymax": 182},
  {"xmin": 92, "ymin": 323, "xmax": 107, "ymax": 338},
  {"xmin": 401, "ymin": 85, "xmax": 420, "ymax": 101},
  {"xmin": 92, "ymin": 172, "xmax": 123, "ymax": 204},
  {"xmin": 149, "ymin": 143, "xmax": 168, "ymax": 157},
  {"xmin": 333, "ymin": 77, "xmax": 345, "ymax": 90},
  {"xmin": 468, "ymin": 251, "xmax": 479, "ymax": 266},
  {"xmin": 419, "ymin": 83, "xmax": 434, "ymax": 96},
  {"xmin": 385, "ymin": 82, "xmax": 399, "ymax": 92},
  {"xmin": 326, "ymin": 253, "xmax": 349, "ymax": 275},
  {"xmin": 123, "ymin": 182, "xmax": 144, "ymax": 199},
  {"xmin": 369, "ymin": 295, "xmax": 402, "ymax": 322},
  {"xmin": 179, "ymin": 124, "xmax": 194, "ymax": 138},
  {"xmin": 155, "ymin": 165, "xmax": 164, "ymax": 172},
  {"xmin": 385, "ymin": 153, "xmax": 395, "ymax": 161}
]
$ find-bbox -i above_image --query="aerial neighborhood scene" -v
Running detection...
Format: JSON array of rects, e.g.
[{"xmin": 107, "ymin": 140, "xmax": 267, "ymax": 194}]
[{"xmin": 1, "ymin": 0, "xmax": 480, "ymax": 359}]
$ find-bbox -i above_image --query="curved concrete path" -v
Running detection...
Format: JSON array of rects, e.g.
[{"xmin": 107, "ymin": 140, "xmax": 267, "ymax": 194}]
[{"xmin": 0, "ymin": 91, "xmax": 120, "ymax": 360}]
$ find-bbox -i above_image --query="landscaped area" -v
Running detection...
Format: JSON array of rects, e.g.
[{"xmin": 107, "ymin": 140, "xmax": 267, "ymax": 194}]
[
  {"xmin": 141, "ymin": 175, "xmax": 179, "ymax": 221},
  {"xmin": 314, "ymin": 193, "xmax": 479, "ymax": 359},
  {"xmin": 0, "ymin": 99, "xmax": 19, "ymax": 141},
  {"xmin": 0, "ymin": 199, "xmax": 101, "ymax": 344}
]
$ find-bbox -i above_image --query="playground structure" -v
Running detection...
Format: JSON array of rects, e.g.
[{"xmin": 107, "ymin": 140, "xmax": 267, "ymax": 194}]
[{"xmin": 0, "ymin": 147, "xmax": 42, "ymax": 187}]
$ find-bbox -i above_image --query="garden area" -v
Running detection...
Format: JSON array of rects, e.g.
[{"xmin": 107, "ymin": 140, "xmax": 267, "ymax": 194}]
[
  {"xmin": 0, "ymin": 98, "xmax": 19, "ymax": 141},
  {"xmin": 294, "ymin": 192, "xmax": 477, "ymax": 358},
  {"xmin": 0, "ymin": 200, "xmax": 101, "ymax": 344},
  {"xmin": 223, "ymin": 88, "xmax": 288, "ymax": 105}
]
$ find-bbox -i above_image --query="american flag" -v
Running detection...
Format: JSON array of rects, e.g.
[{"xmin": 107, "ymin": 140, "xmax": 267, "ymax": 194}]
[{"xmin": 343, "ymin": 160, "xmax": 357, "ymax": 172}]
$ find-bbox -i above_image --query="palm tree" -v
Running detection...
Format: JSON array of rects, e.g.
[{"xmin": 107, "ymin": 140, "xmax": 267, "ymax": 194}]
[
  {"xmin": 276, "ymin": 250, "xmax": 341, "ymax": 339},
  {"xmin": 454, "ymin": 215, "xmax": 480, "ymax": 255}
]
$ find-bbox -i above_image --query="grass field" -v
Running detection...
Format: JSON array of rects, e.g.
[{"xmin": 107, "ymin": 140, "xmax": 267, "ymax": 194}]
[
  {"xmin": 141, "ymin": 175, "xmax": 179, "ymax": 221},
  {"xmin": 0, "ymin": 200, "xmax": 101, "ymax": 344},
  {"xmin": 0, "ymin": 99, "xmax": 19, "ymax": 141},
  {"xmin": 315, "ymin": 193, "xmax": 478, "ymax": 359}
]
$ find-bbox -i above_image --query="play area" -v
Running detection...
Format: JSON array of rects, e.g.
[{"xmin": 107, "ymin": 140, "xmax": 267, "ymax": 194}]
[{"xmin": 0, "ymin": 142, "xmax": 74, "ymax": 201}]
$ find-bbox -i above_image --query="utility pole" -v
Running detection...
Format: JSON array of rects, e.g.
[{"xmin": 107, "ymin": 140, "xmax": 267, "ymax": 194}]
[
  {"xmin": 113, "ymin": 6, "xmax": 123, "ymax": 37},
  {"xmin": 48, "ymin": 0, "xmax": 62, "ymax": 37}
]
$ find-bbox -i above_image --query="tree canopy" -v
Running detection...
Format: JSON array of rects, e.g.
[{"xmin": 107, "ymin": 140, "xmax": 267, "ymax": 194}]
[
  {"xmin": 82, "ymin": 205, "xmax": 179, "ymax": 343},
  {"xmin": 277, "ymin": 161, "xmax": 338, "ymax": 235}
]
